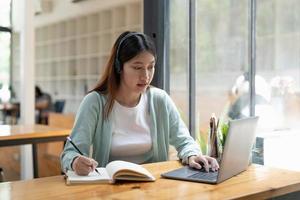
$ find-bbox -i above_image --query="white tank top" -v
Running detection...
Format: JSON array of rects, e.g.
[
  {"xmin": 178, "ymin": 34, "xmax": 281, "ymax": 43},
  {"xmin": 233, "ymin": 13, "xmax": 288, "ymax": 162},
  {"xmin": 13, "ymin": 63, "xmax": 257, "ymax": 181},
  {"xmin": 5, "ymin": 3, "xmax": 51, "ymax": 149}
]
[{"xmin": 110, "ymin": 93, "xmax": 152, "ymax": 163}]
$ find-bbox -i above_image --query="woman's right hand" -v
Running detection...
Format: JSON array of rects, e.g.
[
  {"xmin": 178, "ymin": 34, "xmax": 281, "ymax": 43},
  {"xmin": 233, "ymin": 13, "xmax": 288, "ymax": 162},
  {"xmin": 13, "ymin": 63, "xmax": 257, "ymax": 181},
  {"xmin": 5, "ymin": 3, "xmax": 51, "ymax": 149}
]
[{"xmin": 72, "ymin": 155, "xmax": 98, "ymax": 176}]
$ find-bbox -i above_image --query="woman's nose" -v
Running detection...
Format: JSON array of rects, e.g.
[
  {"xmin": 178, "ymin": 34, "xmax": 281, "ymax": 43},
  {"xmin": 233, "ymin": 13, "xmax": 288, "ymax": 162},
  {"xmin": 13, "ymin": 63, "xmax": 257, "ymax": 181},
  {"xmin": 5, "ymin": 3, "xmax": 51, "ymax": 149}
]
[{"xmin": 140, "ymin": 68, "xmax": 149, "ymax": 80}]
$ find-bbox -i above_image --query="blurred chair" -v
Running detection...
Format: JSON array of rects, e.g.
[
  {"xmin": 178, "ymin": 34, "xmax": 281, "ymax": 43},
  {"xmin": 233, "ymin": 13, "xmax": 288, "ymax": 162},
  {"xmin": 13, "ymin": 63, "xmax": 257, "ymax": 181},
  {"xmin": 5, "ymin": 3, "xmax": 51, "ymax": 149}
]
[
  {"xmin": 46, "ymin": 112, "xmax": 75, "ymax": 156},
  {"xmin": 39, "ymin": 100, "xmax": 65, "ymax": 124},
  {"xmin": 38, "ymin": 112, "xmax": 75, "ymax": 177},
  {"xmin": 53, "ymin": 100, "xmax": 65, "ymax": 113}
]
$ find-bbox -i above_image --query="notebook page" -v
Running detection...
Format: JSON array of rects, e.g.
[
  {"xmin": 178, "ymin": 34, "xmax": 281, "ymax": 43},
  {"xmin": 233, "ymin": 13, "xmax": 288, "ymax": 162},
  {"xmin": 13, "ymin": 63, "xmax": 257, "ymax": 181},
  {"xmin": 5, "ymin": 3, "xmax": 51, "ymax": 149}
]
[
  {"xmin": 106, "ymin": 160, "xmax": 154, "ymax": 180},
  {"xmin": 67, "ymin": 168, "xmax": 111, "ymax": 182}
]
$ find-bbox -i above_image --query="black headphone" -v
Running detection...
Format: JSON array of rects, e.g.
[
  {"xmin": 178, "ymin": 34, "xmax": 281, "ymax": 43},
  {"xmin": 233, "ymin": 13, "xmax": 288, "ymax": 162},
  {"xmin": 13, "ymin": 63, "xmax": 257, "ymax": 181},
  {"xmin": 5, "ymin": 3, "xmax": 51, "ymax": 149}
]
[{"xmin": 114, "ymin": 32, "xmax": 144, "ymax": 74}]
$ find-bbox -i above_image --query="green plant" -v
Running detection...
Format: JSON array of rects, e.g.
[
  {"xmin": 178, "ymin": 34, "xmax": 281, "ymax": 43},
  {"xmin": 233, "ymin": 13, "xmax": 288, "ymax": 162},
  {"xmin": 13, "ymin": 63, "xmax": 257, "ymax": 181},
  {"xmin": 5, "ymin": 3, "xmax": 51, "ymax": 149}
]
[
  {"xmin": 196, "ymin": 131, "xmax": 207, "ymax": 155},
  {"xmin": 219, "ymin": 122, "xmax": 229, "ymax": 147}
]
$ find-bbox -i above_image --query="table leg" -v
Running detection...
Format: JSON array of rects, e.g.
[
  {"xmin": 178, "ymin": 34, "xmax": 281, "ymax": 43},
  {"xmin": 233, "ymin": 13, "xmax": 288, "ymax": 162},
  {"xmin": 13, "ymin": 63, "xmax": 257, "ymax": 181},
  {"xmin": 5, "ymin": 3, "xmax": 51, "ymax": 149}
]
[
  {"xmin": 2, "ymin": 110, "xmax": 7, "ymax": 124},
  {"xmin": 32, "ymin": 143, "xmax": 38, "ymax": 178},
  {"xmin": 20, "ymin": 145, "xmax": 34, "ymax": 179}
]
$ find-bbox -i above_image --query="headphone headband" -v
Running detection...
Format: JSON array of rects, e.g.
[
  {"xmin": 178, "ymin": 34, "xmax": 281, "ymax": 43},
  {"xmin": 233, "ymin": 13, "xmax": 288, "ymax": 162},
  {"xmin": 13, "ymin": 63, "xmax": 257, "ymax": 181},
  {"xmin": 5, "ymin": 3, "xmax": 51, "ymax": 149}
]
[{"xmin": 115, "ymin": 32, "xmax": 144, "ymax": 73}]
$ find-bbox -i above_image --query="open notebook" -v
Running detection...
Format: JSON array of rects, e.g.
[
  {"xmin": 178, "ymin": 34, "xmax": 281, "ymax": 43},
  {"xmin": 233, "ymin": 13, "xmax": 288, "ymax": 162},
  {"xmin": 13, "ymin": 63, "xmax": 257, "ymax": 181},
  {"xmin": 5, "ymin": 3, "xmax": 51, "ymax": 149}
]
[{"xmin": 65, "ymin": 160, "xmax": 155, "ymax": 185}]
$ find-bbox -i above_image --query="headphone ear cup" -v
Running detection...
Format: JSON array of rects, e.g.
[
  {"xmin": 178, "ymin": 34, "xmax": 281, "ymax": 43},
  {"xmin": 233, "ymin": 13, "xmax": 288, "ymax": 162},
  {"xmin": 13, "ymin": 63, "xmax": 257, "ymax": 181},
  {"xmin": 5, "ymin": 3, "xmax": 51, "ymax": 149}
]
[{"xmin": 115, "ymin": 59, "xmax": 121, "ymax": 74}]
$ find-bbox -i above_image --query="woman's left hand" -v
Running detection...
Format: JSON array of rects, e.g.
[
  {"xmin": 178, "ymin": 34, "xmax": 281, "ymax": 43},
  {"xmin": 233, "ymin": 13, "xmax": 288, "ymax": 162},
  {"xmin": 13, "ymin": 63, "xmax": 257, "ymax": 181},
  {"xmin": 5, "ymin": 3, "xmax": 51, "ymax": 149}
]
[{"xmin": 188, "ymin": 155, "xmax": 219, "ymax": 172}]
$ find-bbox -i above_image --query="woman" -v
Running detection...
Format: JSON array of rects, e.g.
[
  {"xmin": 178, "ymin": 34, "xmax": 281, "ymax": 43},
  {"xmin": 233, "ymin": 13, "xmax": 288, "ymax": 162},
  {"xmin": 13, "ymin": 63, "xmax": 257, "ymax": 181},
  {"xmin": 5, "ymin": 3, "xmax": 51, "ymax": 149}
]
[{"xmin": 61, "ymin": 31, "xmax": 219, "ymax": 175}]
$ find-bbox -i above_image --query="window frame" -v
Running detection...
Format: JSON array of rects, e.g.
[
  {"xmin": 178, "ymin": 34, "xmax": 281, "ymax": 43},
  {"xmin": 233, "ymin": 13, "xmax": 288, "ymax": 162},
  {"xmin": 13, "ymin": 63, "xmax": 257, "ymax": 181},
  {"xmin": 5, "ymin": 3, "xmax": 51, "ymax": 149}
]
[{"xmin": 144, "ymin": 0, "xmax": 170, "ymax": 93}]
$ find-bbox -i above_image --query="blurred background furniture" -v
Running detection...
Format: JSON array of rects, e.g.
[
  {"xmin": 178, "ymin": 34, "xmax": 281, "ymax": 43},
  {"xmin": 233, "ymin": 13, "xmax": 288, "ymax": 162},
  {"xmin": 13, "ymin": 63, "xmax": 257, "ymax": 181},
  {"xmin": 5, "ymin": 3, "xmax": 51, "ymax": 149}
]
[
  {"xmin": 0, "ymin": 124, "xmax": 71, "ymax": 178},
  {"xmin": 44, "ymin": 112, "xmax": 74, "ymax": 157},
  {"xmin": 53, "ymin": 100, "xmax": 65, "ymax": 113},
  {"xmin": 0, "ymin": 102, "xmax": 20, "ymax": 125},
  {"xmin": 38, "ymin": 112, "xmax": 75, "ymax": 177}
]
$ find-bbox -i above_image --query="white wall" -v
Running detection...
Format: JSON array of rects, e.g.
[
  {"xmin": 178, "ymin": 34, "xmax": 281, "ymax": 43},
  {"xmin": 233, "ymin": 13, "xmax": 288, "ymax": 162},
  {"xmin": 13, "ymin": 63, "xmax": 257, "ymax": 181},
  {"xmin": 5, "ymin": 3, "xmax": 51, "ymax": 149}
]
[
  {"xmin": 13, "ymin": 0, "xmax": 140, "ymax": 31},
  {"xmin": 36, "ymin": 0, "xmax": 140, "ymax": 27}
]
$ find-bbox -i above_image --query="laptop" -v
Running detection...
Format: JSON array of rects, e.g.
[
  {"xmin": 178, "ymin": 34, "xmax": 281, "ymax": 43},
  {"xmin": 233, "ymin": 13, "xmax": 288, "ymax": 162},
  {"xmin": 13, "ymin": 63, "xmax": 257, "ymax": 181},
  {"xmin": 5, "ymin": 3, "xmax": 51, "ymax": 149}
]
[{"xmin": 161, "ymin": 116, "xmax": 259, "ymax": 184}]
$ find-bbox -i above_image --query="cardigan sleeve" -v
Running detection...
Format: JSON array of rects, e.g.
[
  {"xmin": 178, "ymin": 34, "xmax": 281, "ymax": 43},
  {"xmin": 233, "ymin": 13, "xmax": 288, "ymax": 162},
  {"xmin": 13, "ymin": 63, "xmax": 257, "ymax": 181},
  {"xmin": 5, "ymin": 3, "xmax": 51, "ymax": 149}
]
[
  {"xmin": 60, "ymin": 92, "xmax": 101, "ymax": 171},
  {"xmin": 164, "ymin": 92, "xmax": 202, "ymax": 164}
]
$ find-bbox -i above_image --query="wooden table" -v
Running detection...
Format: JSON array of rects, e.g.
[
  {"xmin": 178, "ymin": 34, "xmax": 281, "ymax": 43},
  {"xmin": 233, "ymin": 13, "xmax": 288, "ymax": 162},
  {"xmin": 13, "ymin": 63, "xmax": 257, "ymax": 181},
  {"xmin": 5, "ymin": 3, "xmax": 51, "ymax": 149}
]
[
  {"xmin": 1, "ymin": 161, "xmax": 300, "ymax": 200},
  {"xmin": 0, "ymin": 125, "xmax": 71, "ymax": 178}
]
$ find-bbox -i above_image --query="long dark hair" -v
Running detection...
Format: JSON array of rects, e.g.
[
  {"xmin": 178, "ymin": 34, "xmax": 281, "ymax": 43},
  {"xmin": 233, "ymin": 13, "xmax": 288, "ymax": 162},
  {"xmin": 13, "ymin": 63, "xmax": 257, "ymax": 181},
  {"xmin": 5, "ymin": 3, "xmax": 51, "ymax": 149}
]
[
  {"xmin": 35, "ymin": 86, "xmax": 43, "ymax": 98},
  {"xmin": 90, "ymin": 31, "xmax": 157, "ymax": 119}
]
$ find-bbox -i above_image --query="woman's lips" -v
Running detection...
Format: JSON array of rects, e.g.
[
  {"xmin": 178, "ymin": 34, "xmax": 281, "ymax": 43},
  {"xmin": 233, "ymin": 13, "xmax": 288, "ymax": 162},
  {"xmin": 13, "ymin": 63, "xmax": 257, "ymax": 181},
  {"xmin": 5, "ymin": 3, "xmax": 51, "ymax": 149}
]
[{"xmin": 137, "ymin": 83, "xmax": 147, "ymax": 87}]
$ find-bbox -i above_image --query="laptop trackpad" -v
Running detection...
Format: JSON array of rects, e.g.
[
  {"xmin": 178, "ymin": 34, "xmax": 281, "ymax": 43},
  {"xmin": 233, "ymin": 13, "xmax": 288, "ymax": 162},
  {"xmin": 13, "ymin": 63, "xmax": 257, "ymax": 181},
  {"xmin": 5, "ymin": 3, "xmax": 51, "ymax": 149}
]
[
  {"xmin": 171, "ymin": 166, "xmax": 201, "ymax": 176},
  {"xmin": 162, "ymin": 166, "xmax": 218, "ymax": 183},
  {"xmin": 188, "ymin": 167, "xmax": 218, "ymax": 182}
]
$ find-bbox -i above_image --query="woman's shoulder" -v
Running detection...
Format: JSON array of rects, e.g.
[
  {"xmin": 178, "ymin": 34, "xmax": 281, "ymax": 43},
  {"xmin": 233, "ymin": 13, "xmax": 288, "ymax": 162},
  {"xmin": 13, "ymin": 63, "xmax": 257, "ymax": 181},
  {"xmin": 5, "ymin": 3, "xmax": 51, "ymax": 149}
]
[
  {"xmin": 85, "ymin": 91, "xmax": 106, "ymax": 99},
  {"xmin": 148, "ymin": 86, "xmax": 168, "ymax": 98},
  {"xmin": 148, "ymin": 86, "xmax": 172, "ymax": 105},
  {"xmin": 81, "ymin": 91, "xmax": 107, "ymax": 105},
  {"xmin": 147, "ymin": 86, "xmax": 178, "ymax": 114}
]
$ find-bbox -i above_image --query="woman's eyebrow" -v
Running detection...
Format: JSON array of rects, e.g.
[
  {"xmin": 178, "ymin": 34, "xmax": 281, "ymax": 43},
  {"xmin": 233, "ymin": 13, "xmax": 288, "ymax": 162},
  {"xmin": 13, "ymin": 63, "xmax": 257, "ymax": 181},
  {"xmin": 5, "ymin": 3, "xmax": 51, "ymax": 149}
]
[
  {"xmin": 132, "ymin": 61, "xmax": 144, "ymax": 65},
  {"xmin": 132, "ymin": 60, "xmax": 155, "ymax": 65}
]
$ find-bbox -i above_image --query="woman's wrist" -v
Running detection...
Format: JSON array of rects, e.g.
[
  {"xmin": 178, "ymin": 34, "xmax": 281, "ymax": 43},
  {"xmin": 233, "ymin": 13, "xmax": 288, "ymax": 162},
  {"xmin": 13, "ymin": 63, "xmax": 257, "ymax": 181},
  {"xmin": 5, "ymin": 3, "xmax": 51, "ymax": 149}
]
[
  {"xmin": 187, "ymin": 155, "xmax": 198, "ymax": 165},
  {"xmin": 70, "ymin": 156, "xmax": 79, "ymax": 170}
]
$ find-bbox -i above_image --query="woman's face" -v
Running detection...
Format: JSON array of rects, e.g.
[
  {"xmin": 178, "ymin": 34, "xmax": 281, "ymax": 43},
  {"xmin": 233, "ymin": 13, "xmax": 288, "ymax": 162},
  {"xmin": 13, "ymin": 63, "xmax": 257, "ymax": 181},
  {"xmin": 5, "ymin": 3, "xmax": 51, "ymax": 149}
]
[{"xmin": 120, "ymin": 51, "xmax": 155, "ymax": 95}]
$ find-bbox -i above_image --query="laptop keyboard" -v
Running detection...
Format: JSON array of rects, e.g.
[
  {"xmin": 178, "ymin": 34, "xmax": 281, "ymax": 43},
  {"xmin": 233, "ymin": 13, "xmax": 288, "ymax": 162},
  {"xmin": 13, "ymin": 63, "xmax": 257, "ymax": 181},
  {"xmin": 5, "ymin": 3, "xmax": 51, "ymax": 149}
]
[{"xmin": 188, "ymin": 168, "xmax": 218, "ymax": 181}]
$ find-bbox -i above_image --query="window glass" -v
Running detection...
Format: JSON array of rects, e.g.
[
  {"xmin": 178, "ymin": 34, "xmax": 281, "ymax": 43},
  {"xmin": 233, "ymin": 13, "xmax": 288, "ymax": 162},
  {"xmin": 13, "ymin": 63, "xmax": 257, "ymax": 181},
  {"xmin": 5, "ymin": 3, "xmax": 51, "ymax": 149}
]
[
  {"xmin": 256, "ymin": 0, "xmax": 300, "ymax": 131},
  {"xmin": 0, "ymin": 32, "xmax": 11, "ymax": 88},
  {"xmin": 169, "ymin": 0, "xmax": 189, "ymax": 125},
  {"xmin": 0, "ymin": 0, "xmax": 11, "ymax": 27},
  {"xmin": 195, "ymin": 0, "xmax": 249, "ymax": 153},
  {"xmin": 256, "ymin": 0, "xmax": 300, "ymax": 170}
]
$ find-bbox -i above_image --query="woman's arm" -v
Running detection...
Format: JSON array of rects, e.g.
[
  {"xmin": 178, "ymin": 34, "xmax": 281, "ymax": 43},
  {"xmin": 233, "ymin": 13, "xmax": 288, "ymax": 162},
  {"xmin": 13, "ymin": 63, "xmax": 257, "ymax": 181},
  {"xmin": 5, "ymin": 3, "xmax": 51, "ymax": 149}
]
[
  {"xmin": 60, "ymin": 92, "xmax": 101, "ymax": 171},
  {"xmin": 165, "ymin": 93, "xmax": 219, "ymax": 171},
  {"xmin": 165, "ymin": 94, "xmax": 201, "ymax": 164}
]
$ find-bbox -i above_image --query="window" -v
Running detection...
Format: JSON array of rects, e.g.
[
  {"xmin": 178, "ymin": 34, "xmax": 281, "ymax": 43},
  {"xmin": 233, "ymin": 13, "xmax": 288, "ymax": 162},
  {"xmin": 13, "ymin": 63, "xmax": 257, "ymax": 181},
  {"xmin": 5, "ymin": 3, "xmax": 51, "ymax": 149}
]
[
  {"xmin": 0, "ymin": 32, "xmax": 11, "ymax": 86},
  {"xmin": 195, "ymin": 1, "xmax": 249, "ymax": 153},
  {"xmin": 0, "ymin": 0, "xmax": 12, "ymax": 101},
  {"xmin": 169, "ymin": 0, "xmax": 189, "ymax": 125},
  {"xmin": 255, "ymin": 0, "xmax": 300, "ymax": 170},
  {"xmin": 168, "ymin": 0, "xmax": 300, "ymax": 169},
  {"xmin": 256, "ymin": 0, "xmax": 300, "ymax": 131},
  {"xmin": 0, "ymin": 0, "xmax": 11, "ymax": 27},
  {"xmin": 170, "ymin": 0, "xmax": 249, "ymax": 153}
]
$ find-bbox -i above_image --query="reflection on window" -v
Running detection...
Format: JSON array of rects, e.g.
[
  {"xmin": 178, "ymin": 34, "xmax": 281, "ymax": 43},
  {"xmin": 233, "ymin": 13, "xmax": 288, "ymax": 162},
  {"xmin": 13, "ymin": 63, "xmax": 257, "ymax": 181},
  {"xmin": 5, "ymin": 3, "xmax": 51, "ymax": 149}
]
[
  {"xmin": 195, "ymin": 1, "xmax": 249, "ymax": 153},
  {"xmin": 169, "ymin": 0, "xmax": 189, "ymax": 125}
]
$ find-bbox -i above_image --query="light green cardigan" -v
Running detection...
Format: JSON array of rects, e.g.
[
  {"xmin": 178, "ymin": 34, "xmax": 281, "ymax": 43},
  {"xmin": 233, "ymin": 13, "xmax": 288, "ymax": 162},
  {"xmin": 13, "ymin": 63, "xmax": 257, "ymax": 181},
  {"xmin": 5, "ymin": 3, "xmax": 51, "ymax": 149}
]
[{"xmin": 60, "ymin": 87, "xmax": 201, "ymax": 171}]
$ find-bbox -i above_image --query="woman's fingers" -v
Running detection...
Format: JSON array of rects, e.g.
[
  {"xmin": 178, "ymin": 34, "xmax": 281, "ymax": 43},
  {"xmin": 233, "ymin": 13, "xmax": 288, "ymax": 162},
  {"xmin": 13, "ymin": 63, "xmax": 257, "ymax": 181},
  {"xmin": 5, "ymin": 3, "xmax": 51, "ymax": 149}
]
[
  {"xmin": 91, "ymin": 159, "xmax": 98, "ymax": 171},
  {"xmin": 188, "ymin": 155, "xmax": 220, "ymax": 172},
  {"xmin": 189, "ymin": 155, "xmax": 209, "ymax": 171},
  {"xmin": 189, "ymin": 157, "xmax": 202, "ymax": 169},
  {"xmin": 77, "ymin": 155, "xmax": 93, "ymax": 165},
  {"xmin": 73, "ymin": 155, "xmax": 98, "ymax": 175},
  {"xmin": 197, "ymin": 156, "xmax": 209, "ymax": 172},
  {"xmin": 76, "ymin": 164, "xmax": 92, "ymax": 175},
  {"xmin": 204, "ymin": 156, "xmax": 219, "ymax": 171}
]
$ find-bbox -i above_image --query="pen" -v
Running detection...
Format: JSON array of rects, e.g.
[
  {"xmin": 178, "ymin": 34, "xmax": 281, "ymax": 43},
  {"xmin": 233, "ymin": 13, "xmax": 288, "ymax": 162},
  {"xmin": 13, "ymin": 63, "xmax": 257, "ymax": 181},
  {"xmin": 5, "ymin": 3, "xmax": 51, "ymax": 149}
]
[{"xmin": 66, "ymin": 136, "xmax": 100, "ymax": 175}]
